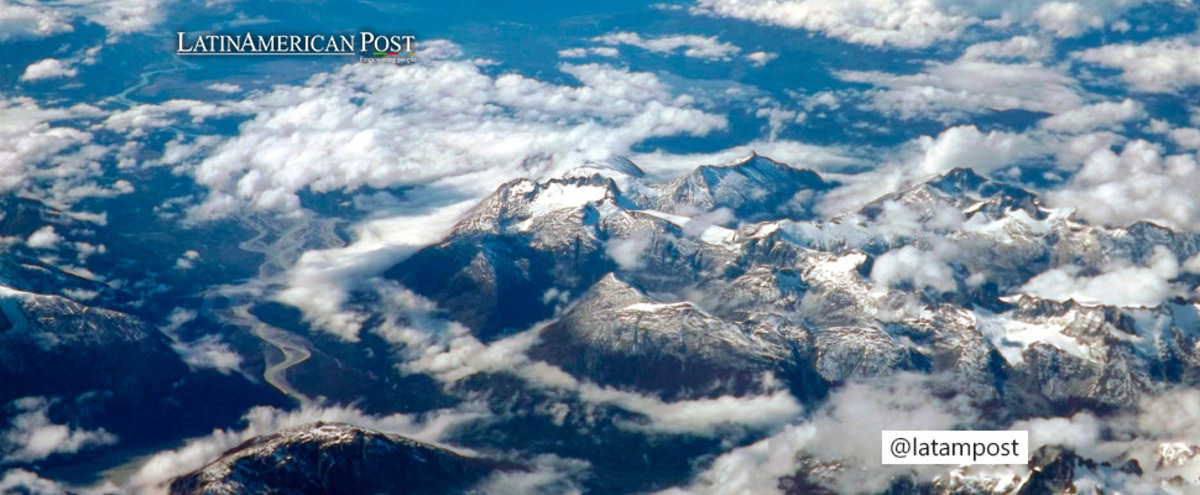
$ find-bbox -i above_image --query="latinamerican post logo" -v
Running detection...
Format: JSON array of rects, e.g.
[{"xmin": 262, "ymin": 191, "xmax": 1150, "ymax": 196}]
[{"xmin": 176, "ymin": 31, "xmax": 417, "ymax": 62}]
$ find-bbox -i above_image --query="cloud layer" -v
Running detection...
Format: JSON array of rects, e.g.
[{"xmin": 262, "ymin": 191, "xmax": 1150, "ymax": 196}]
[
  {"xmin": 690, "ymin": 0, "xmax": 1157, "ymax": 48},
  {"xmin": 1047, "ymin": 139, "xmax": 1200, "ymax": 230},
  {"xmin": 691, "ymin": 0, "xmax": 975, "ymax": 48},
  {"xmin": 173, "ymin": 44, "xmax": 725, "ymax": 220},
  {"xmin": 593, "ymin": 32, "xmax": 742, "ymax": 60},
  {"xmin": 0, "ymin": 1, "xmax": 72, "ymax": 41},
  {"xmin": 2, "ymin": 397, "xmax": 117, "ymax": 463},
  {"xmin": 1076, "ymin": 38, "xmax": 1200, "ymax": 93}
]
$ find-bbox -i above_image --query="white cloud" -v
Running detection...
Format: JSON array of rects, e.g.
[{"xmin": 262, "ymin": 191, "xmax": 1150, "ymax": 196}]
[
  {"xmin": 1076, "ymin": 38, "xmax": 1200, "ymax": 93},
  {"xmin": 159, "ymin": 307, "xmax": 197, "ymax": 335},
  {"xmin": 79, "ymin": 44, "xmax": 101, "ymax": 64},
  {"xmin": 98, "ymin": 99, "xmax": 228, "ymax": 139},
  {"xmin": 756, "ymin": 107, "xmax": 805, "ymax": 141},
  {"xmin": 591, "ymin": 46, "xmax": 619, "ymax": 57},
  {"xmin": 580, "ymin": 383, "xmax": 801, "ymax": 435},
  {"xmin": 19, "ymin": 58, "xmax": 77, "ymax": 81},
  {"xmin": 593, "ymin": 31, "xmax": 741, "ymax": 60},
  {"xmin": 473, "ymin": 455, "xmax": 588, "ymax": 495},
  {"xmin": 174, "ymin": 249, "xmax": 200, "ymax": 270},
  {"xmin": 1051, "ymin": 130, "xmax": 1125, "ymax": 169},
  {"xmin": 1047, "ymin": 139, "xmax": 1200, "ymax": 230},
  {"xmin": 206, "ymin": 82, "xmax": 241, "ymax": 93},
  {"xmin": 0, "ymin": 97, "xmax": 98, "ymax": 192},
  {"xmin": 1168, "ymin": 127, "xmax": 1200, "ymax": 151},
  {"xmin": 682, "ymin": 208, "xmax": 735, "ymax": 235},
  {"xmin": 557, "ymin": 47, "xmax": 587, "ymax": 58},
  {"xmin": 178, "ymin": 43, "xmax": 724, "ymax": 220},
  {"xmin": 70, "ymin": 240, "xmax": 104, "ymax": 263},
  {"xmin": 1184, "ymin": 253, "xmax": 1200, "ymax": 274},
  {"xmin": 1031, "ymin": 1, "xmax": 1103, "ymax": 37},
  {"xmin": 64, "ymin": 0, "xmax": 173, "ymax": 38},
  {"xmin": 2, "ymin": 397, "xmax": 117, "ymax": 462},
  {"xmin": 0, "ymin": 0, "xmax": 174, "ymax": 41},
  {"xmin": 801, "ymin": 375, "xmax": 976, "ymax": 492},
  {"xmin": 629, "ymin": 140, "xmax": 864, "ymax": 179},
  {"xmin": 815, "ymin": 125, "xmax": 1047, "ymax": 216},
  {"xmin": 371, "ymin": 290, "xmax": 802, "ymax": 436},
  {"xmin": 1018, "ymin": 245, "xmax": 1182, "ymax": 307},
  {"xmin": 606, "ymin": 233, "xmax": 652, "ymax": 270},
  {"xmin": 0, "ymin": 469, "xmax": 68, "ymax": 495},
  {"xmin": 745, "ymin": 50, "xmax": 777, "ymax": 67},
  {"xmin": 1039, "ymin": 98, "xmax": 1146, "ymax": 133},
  {"xmin": 557, "ymin": 46, "xmax": 621, "ymax": 58},
  {"xmin": 744, "ymin": 53, "xmax": 772, "ymax": 70},
  {"xmin": 155, "ymin": 307, "xmax": 241, "ymax": 374},
  {"xmin": 691, "ymin": 0, "xmax": 1151, "ymax": 48},
  {"xmin": 0, "ymin": 1, "xmax": 72, "ymax": 40},
  {"xmin": 668, "ymin": 374, "xmax": 975, "ymax": 495},
  {"xmin": 1003, "ymin": 389, "xmax": 1200, "ymax": 491},
  {"xmin": 376, "ymin": 286, "xmax": 535, "ymax": 380},
  {"xmin": 909, "ymin": 125, "xmax": 1042, "ymax": 176},
  {"xmin": 1022, "ymin": 0, "xmax": 1156, "ymax": 38},
  {"xmin": 171, "ymin": 335, "xmax": 243, "ymax": 374},
  {"xmin": 867, "ymin": 199, "xmax": 964, "ymax": 243},
  {"xmin": 1133, "ymin": 388, "xmax": 1200, "ymax": 443},
  {"xmin": 839, "ymin": 58, "xmax": 1085, "ymax": 122},
  {"xmin": 176, "ymin": 45, "xmax": 727, "ymax": 340},
  {"xmin": 61, "ymin": 288, "xmax": 97, "ymax": 301},
  {"xmin": 661, "ymin": 423, "xmax": 816, "ymax": 495},
  {"xmin": 26, "ymin": 225, "xmax": 63, "ymax": 249},
  {"xmin": 1012, "ymin": 412, "xmax": 1103, "ymax": 457},
  {"xmin": 961, "ymin": 36, "xmax": 1051, "ymax": 61},
  {"xmin": 276, "ymin": 200, "xmax": 477, "ymax": 341},
  {"xmin": 0, "ymin": 96, "xmax": 134, "ymax": 206},
  {"xmin": 870, "ymin": 245, "xmax": 957, "ymax": 293},
  {"xmin": 690, "ymin": 0, "xmax": 975, "ymax": 48},
  {"xmin": 1117, "ymin": 389, "xmax": 1200, "ymax": 488}
]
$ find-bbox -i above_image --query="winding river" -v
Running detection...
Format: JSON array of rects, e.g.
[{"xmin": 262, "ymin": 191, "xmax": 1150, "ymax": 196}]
[
  {"xmin": 215, "ymin": 212, "xmax": 343, "ymax": 406},
  {"xmin": 111, "ymin": 56, "xmax": 343, "ymax": 406}
]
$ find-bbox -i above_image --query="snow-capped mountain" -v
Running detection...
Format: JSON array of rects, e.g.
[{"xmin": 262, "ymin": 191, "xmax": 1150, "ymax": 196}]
[
  {"xmin": 387, "ymin": 155, "xmax": 1199, "ymax": 410},
  {"xmin": 528, "ymin": 272, "xmax": 793, "ymax": 399},
  {"xmin": 657, "ymin": 153, "xmax": 834, "ymax": 221},
  {"xmin": 370, "ymin": 154, "xmax": 1200, "ymax": 493},
  {"xmin": 170, "ymin": 422, "xmax": 503, "ymax": 495}
]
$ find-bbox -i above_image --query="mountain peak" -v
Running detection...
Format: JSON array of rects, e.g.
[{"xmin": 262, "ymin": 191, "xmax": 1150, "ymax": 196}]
[
  {"xmin": 569, "ymin": 156, "xmax": 646, "ymax": 179},
  {"xmin": 927, "ymin": 167, "xmax": 988, "ymax": 194},
  {"xmin": 862, "ymin": 167, "xmax": 1044, "ymax": 221},
  {"xmin": 452, "ymin": 173, "xmax": 624, "ymax": 237},
  {"xmin": 660, "ymin": 154, "xmax": 831, "ymax": 222},
  {"xmin": 703, "ymin": 153, "xmax": 822, "ymax": 184},
  {"xmin": 170, "ymin": 422, "xmax": 499, "ymax": 495}
]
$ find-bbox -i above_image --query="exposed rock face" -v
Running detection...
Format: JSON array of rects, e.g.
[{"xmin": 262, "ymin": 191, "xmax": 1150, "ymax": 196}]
[
  {"xmin": 528, "ymin": 273, "xmax": 793, "ymax": 399},
  {"xmin": 373, "ymin": 155, "xmax": 1200, "ymax": 493},
  {"xmin": 170, "ymin": 422, "xmax": 499, "ymax": 495},
  {"xmin": 386, "ymin": 157, "xmax": 1200, "ymax": 415},
  {"xmin": 0, "ymin": 289, "xmax": 182, "ymax": 404},
  {"xmin": 658, "ymin": 153, "xmax": 834, "ymax": 221}
]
